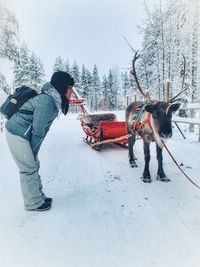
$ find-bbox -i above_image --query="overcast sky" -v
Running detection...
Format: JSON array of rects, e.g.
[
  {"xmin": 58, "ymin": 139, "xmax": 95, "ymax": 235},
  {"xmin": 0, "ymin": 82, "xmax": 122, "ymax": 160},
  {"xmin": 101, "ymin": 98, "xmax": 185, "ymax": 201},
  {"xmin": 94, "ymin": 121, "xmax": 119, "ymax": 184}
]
[{"xmin": 2, "ymin": 0, "xmax": 159, "ymax": 79}]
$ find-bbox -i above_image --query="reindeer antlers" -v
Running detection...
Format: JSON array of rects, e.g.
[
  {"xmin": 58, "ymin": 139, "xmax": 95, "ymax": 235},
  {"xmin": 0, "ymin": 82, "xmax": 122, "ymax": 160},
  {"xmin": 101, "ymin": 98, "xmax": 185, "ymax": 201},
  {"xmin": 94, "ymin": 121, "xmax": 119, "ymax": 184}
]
[
  {"xmin": 168, "ymin": 54, "xmax": 187, "ymax": 103},
  {"xmin": 131, "ymin": 52, "xmax": 187, "ymax": 103},
  {"xmin": 130, "ymin": 51, "xmax": 151, "ymax": 101}
]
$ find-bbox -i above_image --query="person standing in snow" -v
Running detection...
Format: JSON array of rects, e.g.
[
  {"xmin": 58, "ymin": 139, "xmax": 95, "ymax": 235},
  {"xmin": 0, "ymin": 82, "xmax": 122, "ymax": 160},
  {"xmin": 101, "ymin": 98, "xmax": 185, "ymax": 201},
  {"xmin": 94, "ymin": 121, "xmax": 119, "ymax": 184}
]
[{"xmin": 5, "ymin": 71, "xmax": 74, "ymax": 211}]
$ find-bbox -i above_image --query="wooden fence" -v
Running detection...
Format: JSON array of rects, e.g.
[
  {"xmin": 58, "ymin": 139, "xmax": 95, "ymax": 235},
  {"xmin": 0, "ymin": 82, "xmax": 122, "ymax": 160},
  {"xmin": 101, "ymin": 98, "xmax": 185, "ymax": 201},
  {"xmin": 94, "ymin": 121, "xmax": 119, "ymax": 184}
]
[{"xmin": 173, "ymin": 103, "xmax": 200, "ymax": 142}]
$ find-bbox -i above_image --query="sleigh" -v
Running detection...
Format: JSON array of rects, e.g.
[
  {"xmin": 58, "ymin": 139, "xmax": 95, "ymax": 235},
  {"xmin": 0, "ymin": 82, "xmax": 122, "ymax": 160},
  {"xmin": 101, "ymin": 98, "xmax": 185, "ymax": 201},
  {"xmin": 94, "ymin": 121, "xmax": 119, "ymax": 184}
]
[
  {"xmin": 79, "ymin": 113, "xmax": 128, "ymax": 150},
  {"xmin": 69, "ymin": 89, "xmax": 129, "ymax": 150}
]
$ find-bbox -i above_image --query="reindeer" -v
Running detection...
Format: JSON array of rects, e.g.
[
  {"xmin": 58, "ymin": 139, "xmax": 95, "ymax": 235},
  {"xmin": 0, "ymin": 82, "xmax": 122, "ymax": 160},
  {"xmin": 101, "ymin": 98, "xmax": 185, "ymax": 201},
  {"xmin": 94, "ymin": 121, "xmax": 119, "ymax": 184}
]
[{"xmin": 126, "ymin": 51, "xmax": 186, "ymax": 183}]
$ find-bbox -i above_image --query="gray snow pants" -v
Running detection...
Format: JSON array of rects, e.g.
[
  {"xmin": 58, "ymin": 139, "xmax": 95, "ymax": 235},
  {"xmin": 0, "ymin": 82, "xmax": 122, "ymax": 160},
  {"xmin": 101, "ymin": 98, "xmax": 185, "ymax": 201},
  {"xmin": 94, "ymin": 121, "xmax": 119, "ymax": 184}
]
[{"xmin": 5, "ymin": 129, "xmax": 46, "ymax": 210}]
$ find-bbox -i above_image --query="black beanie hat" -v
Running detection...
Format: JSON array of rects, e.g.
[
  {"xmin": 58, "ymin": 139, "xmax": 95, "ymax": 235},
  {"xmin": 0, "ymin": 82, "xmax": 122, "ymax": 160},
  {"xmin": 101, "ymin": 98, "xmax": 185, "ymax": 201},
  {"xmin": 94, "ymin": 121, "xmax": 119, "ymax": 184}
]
[
  {"xmin": 50, "ymin": 71, "xmax": 74, "ymax": 97},
  {"xmin": 50, "ymin": 71, "xmax": 74, "ymax": 115}
]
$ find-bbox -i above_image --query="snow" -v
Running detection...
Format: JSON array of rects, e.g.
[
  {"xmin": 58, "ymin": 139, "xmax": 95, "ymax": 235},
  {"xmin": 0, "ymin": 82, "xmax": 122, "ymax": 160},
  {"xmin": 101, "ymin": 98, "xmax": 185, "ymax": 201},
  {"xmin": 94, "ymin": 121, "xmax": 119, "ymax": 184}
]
[
  {"xmin": 0, "ymin": 90, "xmax": 7, "ymax": 105},
  {"xmin": 0, "ymin": 112, "xmax": 200, "ymax": 267}
]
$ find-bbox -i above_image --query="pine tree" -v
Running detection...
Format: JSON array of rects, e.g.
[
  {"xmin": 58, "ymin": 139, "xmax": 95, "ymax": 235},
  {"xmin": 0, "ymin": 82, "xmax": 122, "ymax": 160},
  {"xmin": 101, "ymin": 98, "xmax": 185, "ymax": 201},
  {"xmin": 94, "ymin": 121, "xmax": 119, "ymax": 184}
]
[
  {"xmin": 190, "ymin": 0, "xmax": 200, "ymax": 102},
  {"xmin": 0, "ymin": 2, "xmax": 19, "ymax": 62},
  {"xmin": 102, "ymin": 74, "xmax": 108, "ymax": 110},
  {"xmin": 112, "ymin": 67, "xmax": 120, "ymax": 109},
  {"xmin": 107, "ymin": 69, "xmax": 115, "ymax": 110},
  {"xmin": 120, "ymin": 71, "xmax": 130, "ymax": 108},
  {"xmin": 92, "ymin": 64, "xmax": 101, "ymax": 110},
  {"xmin": 135, "ymin": 0, "xmax": 199, "ymax": 101},
  {"xmin": 53, "ymin": 56, "xmax": 65, "ymax": 72},
  {"xmin": 0, "ymin": 73, "xmax": 11, "ymax": 94},
  {"xmin": 71, "ymin": 61, "xmax": 82, "ymax": 95},
  {"xmin": 86, "ymin": 68, "xmax": 93, "ymax": 109},
  {"xmin": 13, "ymin": 43, "xmax": 31, "ymax": 87},
  {"xmin": 29, "ymin": 52, "xmax": 45, "ymax": 89},
  {"xmin": 81, "ymin": 64, "xmax": 88, "ymax": 98},
  {"xmin": 65, "ymin": 58, "xmax": 71, "ymax": 74},
  {"xmin": 121, "ymin": 71, "xmax": 130, "ymax": 98}
]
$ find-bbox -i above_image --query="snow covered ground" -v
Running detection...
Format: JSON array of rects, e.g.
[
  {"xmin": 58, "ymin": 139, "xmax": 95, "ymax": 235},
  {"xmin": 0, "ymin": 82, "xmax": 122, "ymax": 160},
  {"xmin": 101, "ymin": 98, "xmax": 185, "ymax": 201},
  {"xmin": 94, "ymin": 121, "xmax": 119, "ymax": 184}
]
[{"xmin": 0, "ymin": 112, "xmax": 200, "ymax": 267}]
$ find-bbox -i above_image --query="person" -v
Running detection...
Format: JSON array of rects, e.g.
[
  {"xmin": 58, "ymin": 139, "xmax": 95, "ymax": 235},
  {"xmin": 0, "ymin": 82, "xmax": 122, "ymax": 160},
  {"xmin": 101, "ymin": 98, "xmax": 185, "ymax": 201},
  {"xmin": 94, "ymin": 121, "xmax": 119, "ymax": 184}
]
[{"xmin": 5, "ymin": 71, "xmax": 74, "ymax": 211}]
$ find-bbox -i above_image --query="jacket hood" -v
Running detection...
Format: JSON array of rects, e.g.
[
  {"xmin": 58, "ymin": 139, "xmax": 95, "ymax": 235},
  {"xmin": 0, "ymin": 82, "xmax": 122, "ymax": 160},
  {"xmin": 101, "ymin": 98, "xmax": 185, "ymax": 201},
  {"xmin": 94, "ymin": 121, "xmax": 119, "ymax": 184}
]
[{"xmin": 41, "ymin": 82, "xmax": 62, "ymax": 111}]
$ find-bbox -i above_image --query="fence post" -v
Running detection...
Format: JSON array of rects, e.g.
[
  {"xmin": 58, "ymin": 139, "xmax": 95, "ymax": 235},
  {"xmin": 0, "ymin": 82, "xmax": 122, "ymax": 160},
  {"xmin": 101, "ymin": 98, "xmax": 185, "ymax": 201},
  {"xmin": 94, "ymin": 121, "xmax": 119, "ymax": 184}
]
[{"xmin": 0, "ymin": 114, "xmax": 5, "ymax": 132}]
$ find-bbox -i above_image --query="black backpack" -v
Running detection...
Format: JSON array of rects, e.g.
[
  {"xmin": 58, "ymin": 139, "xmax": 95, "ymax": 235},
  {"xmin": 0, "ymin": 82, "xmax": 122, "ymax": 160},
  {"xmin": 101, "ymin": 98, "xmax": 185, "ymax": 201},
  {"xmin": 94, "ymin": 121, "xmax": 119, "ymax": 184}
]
[{"xmin": 0, "ymin": 85, "xmax": 38, "ymax": 119}]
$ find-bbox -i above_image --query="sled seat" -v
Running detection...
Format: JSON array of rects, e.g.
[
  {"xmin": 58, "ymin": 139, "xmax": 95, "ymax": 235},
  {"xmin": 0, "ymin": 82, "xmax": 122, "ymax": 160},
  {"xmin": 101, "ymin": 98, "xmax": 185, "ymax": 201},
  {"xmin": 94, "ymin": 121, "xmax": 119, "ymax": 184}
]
[{"xmin": 80, "ymin": 113, "xmax": 117, "ymax": 128}]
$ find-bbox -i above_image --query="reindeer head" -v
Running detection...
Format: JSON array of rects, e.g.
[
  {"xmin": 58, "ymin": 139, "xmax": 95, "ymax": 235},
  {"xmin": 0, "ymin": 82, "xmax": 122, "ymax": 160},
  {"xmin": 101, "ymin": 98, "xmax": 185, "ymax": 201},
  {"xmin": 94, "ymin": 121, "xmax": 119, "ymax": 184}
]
[{"xmin": 145, "ymin": 102, "xmax": 180, "ymax": 139}]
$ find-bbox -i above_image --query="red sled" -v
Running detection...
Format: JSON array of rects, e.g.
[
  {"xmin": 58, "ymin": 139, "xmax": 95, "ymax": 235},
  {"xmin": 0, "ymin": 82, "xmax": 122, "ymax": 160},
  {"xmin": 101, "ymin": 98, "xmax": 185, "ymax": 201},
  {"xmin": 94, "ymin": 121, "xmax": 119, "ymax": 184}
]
[
  {"xmin": 69, "ymin": 89, "xmax": 128, "ymax": 150},
  {"xmin": 80, "ymin": 113, "xmax": 128, "ymax": 150}
]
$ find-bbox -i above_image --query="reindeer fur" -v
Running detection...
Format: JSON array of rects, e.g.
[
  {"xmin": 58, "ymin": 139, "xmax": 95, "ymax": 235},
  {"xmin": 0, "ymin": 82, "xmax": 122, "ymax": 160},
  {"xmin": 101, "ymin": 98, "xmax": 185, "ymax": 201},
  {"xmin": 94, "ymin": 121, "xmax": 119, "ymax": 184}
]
[
  {"xmin": 126, "ymin": 101, "xmax": 180, "ymax": 183},
  {"xmin": 80, "ymin": 113, "xmax": 117, "ymax": 129}
]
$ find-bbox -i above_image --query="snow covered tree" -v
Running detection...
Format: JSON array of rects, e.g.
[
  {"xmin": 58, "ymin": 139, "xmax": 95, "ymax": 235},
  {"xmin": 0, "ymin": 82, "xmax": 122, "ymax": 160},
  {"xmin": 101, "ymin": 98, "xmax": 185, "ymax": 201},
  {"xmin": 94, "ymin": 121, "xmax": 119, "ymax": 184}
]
[
  {"xmin": 120, "ymin": 71, "xmax": 131, "ymax": 107},
  {"xmin": 102, "ymin": 74, "xmax": 108, "ymax": 110},
  {"xmin": 81, "ymin": 64, "xmax": 88, "ymax": 98},
  {"xmin": 136, "ymin": 2, "xmax": 168, "ymax": 100},
  {"xmin": 65, "ymin": 58, "xmax": 71, "ymax": 74},
  {"xmin": 112, "ymin": 67, "xmax": 120, "ymax": 109},
  {"xmin": 13, "ymin": 43, "xmax": 31, "ymax": 87},
  {"xmin": 71, "ymin": 61, "xmax": 82, "ymax": 95},
  {"xmin": 13, "ymin": 44, "xmax": 45, "ymax": 90},
  {"xmin": 53, "ymin": 56, "xmax": 65, "ymax": 72},
  {"xmin": 107, "ymin": 69, "xmax": 115, "ymax": 110},
  {"xmin": 92, "ymin": 64, "xmax": 101, "ymax": 110},
  {"xmin": 0, "ymin": 3, "xmax": 46, "ymax": 91},
  {"xmin": 121, "ymin": 71, "xmax": 129, "ymax": 98},
  {"xmin": 29, "ymin": 52, "xmax": 45, "ymax": 89},
  {"xmin": 0, "ymin": 2, "xmax": 19, "ymax": 62},
  {"xmin": 190, "ymin": 0, "xmax": 200, "ymax": 102},
  {"xmin": 135, "ymin": 0, "xmax": 200, "ymax": 102},
  {"xmin": 0, "ymin": 73, "xmax": 11, "ymax": 94},
  {"xmin": 85, "ymin": 68, "xmax": 93, "ymax": 109}
]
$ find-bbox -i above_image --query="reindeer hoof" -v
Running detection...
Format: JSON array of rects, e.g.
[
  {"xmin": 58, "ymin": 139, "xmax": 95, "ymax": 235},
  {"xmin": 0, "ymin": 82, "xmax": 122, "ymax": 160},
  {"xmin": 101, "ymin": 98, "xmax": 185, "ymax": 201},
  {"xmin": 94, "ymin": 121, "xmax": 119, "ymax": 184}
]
[
  {"xmin": 141, "ymin": 176, "xmax": 152, "ymax": 183},
  {"xmin": 131, "ymin": 162, "xmax": 138, "ymax": 168},
  {"xmin": 157, "ymin": 175, "xmax": 171, "ymax": 182},
  {"xmin": 129, "ymin": 159, "xmax": 137, "ymax": 168}
]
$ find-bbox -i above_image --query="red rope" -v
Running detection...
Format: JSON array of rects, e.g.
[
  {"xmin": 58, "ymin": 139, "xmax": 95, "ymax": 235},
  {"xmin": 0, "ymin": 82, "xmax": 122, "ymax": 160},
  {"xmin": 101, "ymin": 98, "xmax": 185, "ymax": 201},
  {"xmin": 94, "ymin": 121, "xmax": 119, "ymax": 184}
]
[{"xmin": 163, "ymin": 143, "xmax": 200, "ymax": 190}]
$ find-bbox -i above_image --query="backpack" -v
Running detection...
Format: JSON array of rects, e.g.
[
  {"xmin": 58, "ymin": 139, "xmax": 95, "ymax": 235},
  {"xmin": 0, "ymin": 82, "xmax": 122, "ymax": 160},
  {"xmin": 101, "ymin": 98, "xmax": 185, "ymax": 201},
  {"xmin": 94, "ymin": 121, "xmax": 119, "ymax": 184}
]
[{"xmin": 0, "ymin": 85, "xmax": 38, "ymax": 119}]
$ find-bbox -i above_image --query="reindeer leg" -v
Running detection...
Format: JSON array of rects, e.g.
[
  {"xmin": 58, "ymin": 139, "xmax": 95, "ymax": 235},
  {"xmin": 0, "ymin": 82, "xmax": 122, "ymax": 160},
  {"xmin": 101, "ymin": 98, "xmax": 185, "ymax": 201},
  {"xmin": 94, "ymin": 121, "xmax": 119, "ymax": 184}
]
[
  {"xmin": 142, "ymin": 142, "xmax": 151, "ymax": 183},
  {"xmin": 156, "ymin": 145, "xmax": 171, "ymax": 182},
  {"xmin": 126, "ymin": 102, "xmax": 141, "ymax": 168},
  {"xmin": 128, "ymin": 134, "xmax": 137, "ymax": 168}
]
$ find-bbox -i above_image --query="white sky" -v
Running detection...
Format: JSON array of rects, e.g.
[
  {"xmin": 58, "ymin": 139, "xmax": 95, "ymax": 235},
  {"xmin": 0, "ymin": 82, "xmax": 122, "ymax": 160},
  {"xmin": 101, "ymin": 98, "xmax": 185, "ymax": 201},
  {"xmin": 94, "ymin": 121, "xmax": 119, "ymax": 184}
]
[{"xmin": 1, "ymin": 0, "xmax": 159, "ymax": 80}]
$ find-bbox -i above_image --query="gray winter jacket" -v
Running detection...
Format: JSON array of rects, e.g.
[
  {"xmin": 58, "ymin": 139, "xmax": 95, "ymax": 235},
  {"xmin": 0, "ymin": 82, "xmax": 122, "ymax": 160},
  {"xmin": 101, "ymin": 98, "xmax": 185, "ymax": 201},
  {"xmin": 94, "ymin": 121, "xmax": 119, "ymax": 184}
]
[{"xmin": 5, "ymin": 83, "xmax": 60, "ymax": 156}]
